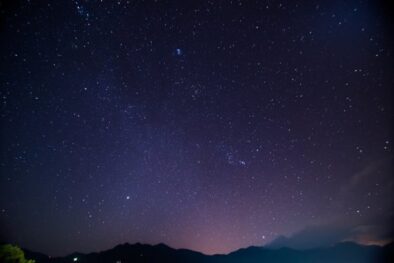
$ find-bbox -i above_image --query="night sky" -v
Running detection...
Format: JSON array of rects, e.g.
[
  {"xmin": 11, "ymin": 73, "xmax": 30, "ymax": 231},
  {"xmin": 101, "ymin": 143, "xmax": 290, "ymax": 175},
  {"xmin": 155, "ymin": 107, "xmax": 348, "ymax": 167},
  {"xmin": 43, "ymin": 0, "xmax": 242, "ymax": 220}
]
[{"xmin": 0, "ymin": 0, "xmax": 393, "ymax": 257}]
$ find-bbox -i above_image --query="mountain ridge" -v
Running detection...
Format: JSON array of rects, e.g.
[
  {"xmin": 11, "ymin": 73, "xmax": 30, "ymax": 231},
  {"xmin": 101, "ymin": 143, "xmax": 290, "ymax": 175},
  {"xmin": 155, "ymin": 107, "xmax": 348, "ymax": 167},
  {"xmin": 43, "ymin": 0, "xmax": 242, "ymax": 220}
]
[{"xmin": 21, "ymin": 241, "xmax": 393, "ymax": 263}]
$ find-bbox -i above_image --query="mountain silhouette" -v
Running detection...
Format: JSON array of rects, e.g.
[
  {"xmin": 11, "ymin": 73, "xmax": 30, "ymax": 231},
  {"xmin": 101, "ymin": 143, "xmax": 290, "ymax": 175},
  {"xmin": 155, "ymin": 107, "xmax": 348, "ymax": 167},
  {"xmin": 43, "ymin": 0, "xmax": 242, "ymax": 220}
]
[{"xmin": 23, "ymin": 241, "xmax": 393, "ymax": 263}]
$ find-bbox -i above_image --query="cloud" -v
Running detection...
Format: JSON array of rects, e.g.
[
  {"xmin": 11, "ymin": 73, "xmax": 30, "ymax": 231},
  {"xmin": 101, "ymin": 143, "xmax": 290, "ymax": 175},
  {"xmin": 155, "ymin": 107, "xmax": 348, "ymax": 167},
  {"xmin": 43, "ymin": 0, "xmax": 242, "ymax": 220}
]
[
  {"xmin": 345, "ymin": 213, "xmax": 394, "ymax": 246},
  {"xmin": 267, "ymin": 220, "xmax": 394, "ymax": 249},
  {"xmin": 347, "ymin": 158, "xmax": 392, "ymax": 191},
  {"xmin": 345, "ymin": 224, "xmax": 393, "ymax": 246},
  {"xmin": 266, "ymin": 225, "xmax": 352, "ymax": 249}
]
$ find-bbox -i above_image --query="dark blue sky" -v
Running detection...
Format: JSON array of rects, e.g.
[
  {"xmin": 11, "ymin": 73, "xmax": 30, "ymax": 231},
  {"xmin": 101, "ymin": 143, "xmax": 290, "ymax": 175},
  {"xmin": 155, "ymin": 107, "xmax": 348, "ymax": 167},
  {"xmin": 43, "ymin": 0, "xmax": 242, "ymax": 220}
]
[{"xmin": 0, "ymin": 0, "xmax": 392, "ymax": 256}]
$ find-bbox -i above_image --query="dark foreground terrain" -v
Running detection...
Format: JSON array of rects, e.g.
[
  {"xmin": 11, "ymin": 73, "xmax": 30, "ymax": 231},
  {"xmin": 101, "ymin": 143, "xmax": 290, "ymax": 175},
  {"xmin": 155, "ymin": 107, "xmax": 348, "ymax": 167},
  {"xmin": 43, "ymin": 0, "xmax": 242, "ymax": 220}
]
[{"xmin": 24, "ymin": 241, "xmax": 393, "ymax": 263}]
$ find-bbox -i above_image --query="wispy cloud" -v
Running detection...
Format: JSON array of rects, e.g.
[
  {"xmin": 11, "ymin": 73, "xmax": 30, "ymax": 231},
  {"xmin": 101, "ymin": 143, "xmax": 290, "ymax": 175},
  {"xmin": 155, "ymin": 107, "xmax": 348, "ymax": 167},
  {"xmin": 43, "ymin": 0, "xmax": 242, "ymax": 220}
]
[
  {"xmin": 267, "ymin": 224, "xmax": 351, "ymax": 249},
  {"xmin": 267, "ymin": 221, "xmax": 393, "ymax": 249}
]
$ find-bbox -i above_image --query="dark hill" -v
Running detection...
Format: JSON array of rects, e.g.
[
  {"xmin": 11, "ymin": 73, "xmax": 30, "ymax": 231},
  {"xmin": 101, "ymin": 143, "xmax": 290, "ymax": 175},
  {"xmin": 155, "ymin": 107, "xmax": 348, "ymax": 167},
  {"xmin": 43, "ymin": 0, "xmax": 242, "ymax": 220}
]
[{"xmin": 23, "ymin": 241, "xmax": 393, "ymax": 263}]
